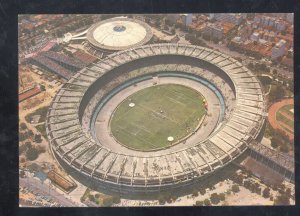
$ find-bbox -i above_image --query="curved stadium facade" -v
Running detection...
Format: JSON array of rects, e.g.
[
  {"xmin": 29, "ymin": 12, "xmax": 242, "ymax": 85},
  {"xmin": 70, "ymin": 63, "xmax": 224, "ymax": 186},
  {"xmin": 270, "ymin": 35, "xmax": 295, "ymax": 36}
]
[{"xmin": 46, "ymin": 44, "xmax": 266, "ymax": 195}]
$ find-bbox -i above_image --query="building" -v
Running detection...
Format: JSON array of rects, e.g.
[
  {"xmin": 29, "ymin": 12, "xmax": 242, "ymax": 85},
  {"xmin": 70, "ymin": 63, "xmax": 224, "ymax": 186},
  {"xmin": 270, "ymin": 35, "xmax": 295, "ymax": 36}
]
[
  {"xmin": 287, "ymin": 48, "xmax": 294, "ymax": 58},
  {"xmin": 19, "ymin": 85, "xmax": 42, "ymax": 102},
  {"xmin": 203, "ymin": 23, "xmax": 224, "ymax": 40},
  {"xmin": 166, "ymin": 14, "xmax": 192, "ymax": 26},
  {"xmin": 272, "ymin": 39, "xmax": 286, "ymax": 59},
  {"xmin": 85, "ymin": 17, "xmax": 153, "ymax": 56},
  {"xmin": 286, "ymin": 13, "xmax": 294, "ymax": 24},
  {"xmin": 250, "ymin": 32, "xmax": 260, "ymax": 42},
  {"xmin": 166, "ymin": 14, "xmax": 180, "ymax": 23},
  {"xmin": 212, "ymin": 13, "xmax": 244, "ymax": 25},
  {"xmin": 47, "ymin": 170, "xmax": 77, "ymax": 192},
  {"xmin": 274, "ymin": 20, "xmax": 287, "ymax": 32},
  {"xmin": 180, "ymin": 14, "xmax": 193, "ymax": 26},
  {"xmin": 254, "ymin": 15, "xmax": 287, "ymax": 33}
]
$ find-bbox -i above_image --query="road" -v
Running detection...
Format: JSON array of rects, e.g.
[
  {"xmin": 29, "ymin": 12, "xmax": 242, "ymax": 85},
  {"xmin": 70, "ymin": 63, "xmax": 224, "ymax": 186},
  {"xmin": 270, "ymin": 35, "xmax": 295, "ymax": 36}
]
[{"xmin": 20, "ymin": 177, "xmax": 79, "ymax": 207}]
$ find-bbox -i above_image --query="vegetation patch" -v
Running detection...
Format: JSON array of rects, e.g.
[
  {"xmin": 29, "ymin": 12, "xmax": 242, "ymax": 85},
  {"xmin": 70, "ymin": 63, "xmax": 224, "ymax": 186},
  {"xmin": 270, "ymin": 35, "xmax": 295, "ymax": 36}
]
[{"xmin": 25, "ymin": 106, "xmax": 49, "ymax": 124}]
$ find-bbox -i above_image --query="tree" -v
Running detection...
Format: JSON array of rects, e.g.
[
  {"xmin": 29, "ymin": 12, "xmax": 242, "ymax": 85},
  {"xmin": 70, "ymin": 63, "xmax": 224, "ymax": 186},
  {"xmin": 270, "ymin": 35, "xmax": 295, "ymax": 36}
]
[
  {"xmin": 20, "ymin": 157, "xmax": 26, "ymax": 163},
  {"xmin": 171, "ymin": 28, "xmax": 176, "ymax": 34},
  {"xmin": 31, "ymin": 39, "xmax": 36, "ymax": 46},
  {"xmin": 271, "ymin": 137, "xmax": 280, "ymax": 149},
  {"xmin": 20, "ymin": 123, "xmax": 27, "ymax": 130},
  {"xmin": 28, "ymin": 130, "xmax": 34, "ymax": 137},
  {"xmin": 231, "ymin": 173, "xmax": 244, "ymax": 185},
  {"xmin": 199, "ymin": 188, "xmax": 206, "ymax": 195},
  {"xmin": 232, "ymin": 184, "xmax": 240, "ymax": 193},
  {"xmin": 19, "ymin": 144, "xmax": 28, "ymax": 155},
  {"xmin": 112, "ymin": 196, "xmax": 121, "ymax": 204},
  {"xmin": 36, "ymin": 145, "xmax": 46, "ymax": 154},
  {"xmin": 165, "ymin": 193, "xmax": 173, "ymax": 203},
  {"xmin": 192, "ymin": 190, "xmax": 198, "ymax": 197},
  {"xmin": 40, "ymin": 84, "xmax": 46, "ymax": 91},
  {"xmin": 158, "ymin": 195, "xmax": 166, "ymax": 205},
  {"xmin": 102, "ymin": 197, "xmax": 114, "ymax": 207},
  {"xmin": 263, "ymin": 187, "xmax": 270, "ymax": 198},
  {"xmin": 19, "ymin": 132, "xmax": 26, "ymax": 142},
  {"xmin": 203, "ymin": 199, "xmax": 211, "ymax": 206},
  {"xmin": 195, "ymin": 200, "xmax": 204, "ymax": 206},
  {"xmin": 248, "ymin": 62, "xmax": 254, "ymax": 69},
  {"xmin": 258, "ymin": 76, "xmax": 272, "ymax": 86},
  {"xmin": 219, "ymin": 193, "xmax": 226, "ymax": 201},
  {"xmin": 20, "ymin": 170, "xmax": 26, "ymax": 178},
  {"xmin": 88, "ymin": 194, "xmax": 95, "ymax": 202},
  {"xmin": 280, "ymin": 143, "xmax": 289, "ymax": 153},
  {"xmin": 26, "ymin": 147, "xmax": 39, "ymax": 161},
  {"xmin": 34, "ymin": 134, "xmax": 42, "ymax": 143},
  {"xmin": 210, "ymin": 193, "xmax": 220, "ymax": 204},
  {"xmin": 24, "ymin": 141, "xmax": 32, "ymax": 149},
  {"xmin": 202, "ymin": 34, "xmax": 211, "ymax": 41},
  {"xmin": 269, "ymin": 85, "xmax": 285, "ymax": 102},
  {"xmin": 285, "ymin": 188, "xmax": 292, "ymax": 197},
  {"xmin": 274, "ymin": 193, "xmax": 290, "ymax": 205}
]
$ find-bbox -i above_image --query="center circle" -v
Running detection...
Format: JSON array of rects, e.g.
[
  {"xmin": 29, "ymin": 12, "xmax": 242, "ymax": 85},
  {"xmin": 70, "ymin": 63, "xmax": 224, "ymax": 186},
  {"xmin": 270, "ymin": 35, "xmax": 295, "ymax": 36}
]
[
  {"xmin": 109, "ymin": 84, "xmax": 207, "ymax": 151},
  {"xmin": 113, "ymin": 25, "xmax": 126, "ymax": 32}
]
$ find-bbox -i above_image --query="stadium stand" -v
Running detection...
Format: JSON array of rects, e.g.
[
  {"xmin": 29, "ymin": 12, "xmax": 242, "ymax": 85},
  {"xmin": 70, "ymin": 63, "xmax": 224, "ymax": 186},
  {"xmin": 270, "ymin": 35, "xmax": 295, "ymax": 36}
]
[
  {"xmin": 42, "ymin": 51, "xmax": 85, "ymax": 70},
  {"xmin": 31, "ymin": 55, "xmax": 73, "ymax": 79},
  {"xmin": 73, "ymin": 50, "xmax": 98, "ymax": 66}
]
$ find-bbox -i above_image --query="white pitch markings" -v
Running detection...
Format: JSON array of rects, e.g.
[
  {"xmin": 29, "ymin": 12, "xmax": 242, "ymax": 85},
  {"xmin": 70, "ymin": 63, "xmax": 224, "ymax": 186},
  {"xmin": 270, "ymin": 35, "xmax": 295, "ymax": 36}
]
[
  {"xmin": 166, "ymin": 95, "xmax": 187, "ymax": 106},
  {"xmin": 137, "ymin": 103, "xmax": 179, "ymax": 125}
]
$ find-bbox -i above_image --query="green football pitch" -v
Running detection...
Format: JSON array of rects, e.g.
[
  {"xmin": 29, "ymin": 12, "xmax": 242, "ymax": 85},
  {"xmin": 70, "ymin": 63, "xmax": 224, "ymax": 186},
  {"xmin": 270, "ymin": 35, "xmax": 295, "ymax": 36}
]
[{"xmin": 110, "ymin": 84, "xmax": 206, "ymax": 151}]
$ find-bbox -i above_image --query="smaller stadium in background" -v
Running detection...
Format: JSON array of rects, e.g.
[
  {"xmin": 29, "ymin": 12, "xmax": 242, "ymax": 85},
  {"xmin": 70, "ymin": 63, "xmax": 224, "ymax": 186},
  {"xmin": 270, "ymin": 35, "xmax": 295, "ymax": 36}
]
[
  {"xmin": 268, "ymin": 98, "xmax": 294, "ymax": 141},
  {"xmin": 86, "ymin": 17, "xmax": 153, "ymax": 55}
]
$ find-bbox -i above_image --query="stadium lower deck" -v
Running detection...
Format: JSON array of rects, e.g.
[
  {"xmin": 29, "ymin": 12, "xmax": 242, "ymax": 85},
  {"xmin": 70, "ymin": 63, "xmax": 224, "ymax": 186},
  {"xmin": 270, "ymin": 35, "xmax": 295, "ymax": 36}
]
[{"xmin": 46, "ymin": 44, "xmax": 266, "ymax": 195}]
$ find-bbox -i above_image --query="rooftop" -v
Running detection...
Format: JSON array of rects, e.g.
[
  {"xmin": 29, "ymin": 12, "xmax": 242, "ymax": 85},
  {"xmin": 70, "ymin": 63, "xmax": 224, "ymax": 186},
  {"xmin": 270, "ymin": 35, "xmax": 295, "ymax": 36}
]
[{"xmin": 86, "ymin": 17, "xmax": 153, "ymax": 51}]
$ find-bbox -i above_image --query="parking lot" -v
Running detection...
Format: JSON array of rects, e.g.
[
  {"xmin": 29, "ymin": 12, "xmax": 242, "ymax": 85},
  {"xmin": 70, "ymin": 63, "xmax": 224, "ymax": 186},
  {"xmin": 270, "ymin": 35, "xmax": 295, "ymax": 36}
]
[{"xmin": 19, "ymin": 177, "xmax": 79, "ymax": 207}]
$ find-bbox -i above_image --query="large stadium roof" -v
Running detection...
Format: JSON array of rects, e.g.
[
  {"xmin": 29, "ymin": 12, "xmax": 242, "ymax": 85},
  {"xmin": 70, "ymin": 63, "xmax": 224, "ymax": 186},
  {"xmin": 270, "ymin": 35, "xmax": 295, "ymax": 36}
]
[{"xmin": 86, "ymin": 17, "xmax": 153, "ymax": 51}]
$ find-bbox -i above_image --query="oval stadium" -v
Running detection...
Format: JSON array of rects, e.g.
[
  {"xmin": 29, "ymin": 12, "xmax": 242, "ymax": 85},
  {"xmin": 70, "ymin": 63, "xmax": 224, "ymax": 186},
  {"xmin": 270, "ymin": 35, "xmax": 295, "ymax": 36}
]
[{"xmin": 46, "ymin": 43, "xmax": 266, "ymax": 196}]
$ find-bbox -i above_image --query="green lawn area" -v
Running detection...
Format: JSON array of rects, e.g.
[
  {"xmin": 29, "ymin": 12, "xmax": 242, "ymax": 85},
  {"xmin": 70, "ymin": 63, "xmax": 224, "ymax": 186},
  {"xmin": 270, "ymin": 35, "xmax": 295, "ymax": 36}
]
[
  {"xmin": 280, "ymin": 104, "xmax": 294, "ymax": 116},
  {"xmin": 35, "ymin": 123, "xmax": 47, "ymax": 140},
  {"xmin": 276, "ymin": 112, "xmax": 294, "ymax": 129},
  {"xmin": 110, "ymin": 84, "xmax": 206, "ymax": 151}
]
